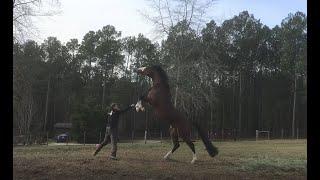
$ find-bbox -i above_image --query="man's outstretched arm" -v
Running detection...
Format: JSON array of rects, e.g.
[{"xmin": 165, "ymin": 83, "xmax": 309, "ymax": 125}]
[{"xmin": 118, "ymin": 104, "xmax": 135, "ymax": 114}]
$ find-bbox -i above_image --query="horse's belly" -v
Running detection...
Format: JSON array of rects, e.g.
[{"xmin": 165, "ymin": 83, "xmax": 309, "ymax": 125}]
[
  {"xmin": 154, "ymin": 110, "xmax": 168, "ymax": 121},
  {"xmin": 170, "ymin": 121, "xmax": 191, "ymax": 138}
]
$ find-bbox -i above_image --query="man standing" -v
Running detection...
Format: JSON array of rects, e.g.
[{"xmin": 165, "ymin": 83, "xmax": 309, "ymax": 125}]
[{"xmin": 93, "ymin": 103, "xmax": 135, "ymax": 160}]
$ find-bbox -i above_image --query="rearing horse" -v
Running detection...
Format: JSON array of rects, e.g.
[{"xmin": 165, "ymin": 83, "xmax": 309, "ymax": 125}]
[{"xmin": 134, "ymin": 65, "xmax": 218, "ymax": 164}]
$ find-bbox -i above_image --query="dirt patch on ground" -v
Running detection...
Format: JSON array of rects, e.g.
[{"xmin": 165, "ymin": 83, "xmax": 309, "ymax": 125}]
[{"xmin": 13, "ymin": 140, "xmax": 307, "ymax": 180}]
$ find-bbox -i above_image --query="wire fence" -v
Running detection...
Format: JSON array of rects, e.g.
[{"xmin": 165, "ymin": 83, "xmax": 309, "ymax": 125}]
[{"xmin": 13, "ymin": 128, "xmax": 307, "ymax": 146}]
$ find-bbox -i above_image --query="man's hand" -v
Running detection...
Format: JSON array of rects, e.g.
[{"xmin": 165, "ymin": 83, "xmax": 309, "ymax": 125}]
[{"xmin": 130, "ymin": 104, "xmax": 135, "ymax": 107}]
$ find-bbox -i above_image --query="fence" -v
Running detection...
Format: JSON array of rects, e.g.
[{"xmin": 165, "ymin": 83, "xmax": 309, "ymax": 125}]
[
  {"xmin": 208, "ymin": 129, "xmax": 238, "ymax": 141},
  {"xmin": 13, "ymin": 128, "xmax": 307, "ymax": 146},
  {"xmin": 207, "ymin": 128, "xmax": 306, "ymax": 141},
  {"xmin": 261, "ymin": 128, "xmax": 307, "ymax": 140},
  {"xmin": 13, "ymin": 133, "xmax": 49, "ymax": 146}
]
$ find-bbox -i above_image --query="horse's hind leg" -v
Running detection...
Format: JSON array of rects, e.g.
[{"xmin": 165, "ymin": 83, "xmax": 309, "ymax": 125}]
[
  {"xmin": 183, "ymin": 137, "xmax": 197, "ymax": 164},
  {"xmin": 164, "ymin": 127, "xmax": 180, "ymax": 160}
]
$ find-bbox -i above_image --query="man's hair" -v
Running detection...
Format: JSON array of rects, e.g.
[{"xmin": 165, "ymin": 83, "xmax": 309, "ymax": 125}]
[{"xmin": 110, "ymin": 103, "xmax": 117, "ymax": 109}]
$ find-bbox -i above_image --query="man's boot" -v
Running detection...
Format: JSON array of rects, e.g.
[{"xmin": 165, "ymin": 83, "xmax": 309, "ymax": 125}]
[{"xmin": 93, "ymin": 144, "xmax": 102, "ymax": 156}]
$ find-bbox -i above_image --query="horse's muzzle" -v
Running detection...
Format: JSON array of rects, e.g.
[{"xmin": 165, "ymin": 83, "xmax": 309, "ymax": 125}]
[
  {"xmin": 134, "ymin": 67, "xmax": 146, "ymax": 74},
  {"xmin": 134, "ymin": 69, "xmax": 143, "ymax": 74}
]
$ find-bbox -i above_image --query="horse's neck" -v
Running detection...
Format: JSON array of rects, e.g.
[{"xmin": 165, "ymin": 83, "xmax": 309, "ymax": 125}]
[
  {"xmin": 152, "ymin": 81, "xmax": 169, "ymax": 91},
  {"xmin": 151, "ymin": 75, "xmax": 171, "ymax": 95},
  {"xmin": 151, "ymin": 82, "xmax": 172, "ymax": 100},
  {"xmin": 152, "ymin": 76, "xmax": 167, "ymax": 86},
  {"xmin": 152, "ymin": 82, "xmax": 161, "ymax": 87},
  {"xmin": 152, "ymin": 76, "xmax": 161, "ymax": 85}
]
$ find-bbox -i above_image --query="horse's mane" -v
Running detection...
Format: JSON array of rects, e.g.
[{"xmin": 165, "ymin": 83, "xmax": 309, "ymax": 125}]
[{"xmin": 151, "ymin": 65, "xmax": 169, "ymax": 84}]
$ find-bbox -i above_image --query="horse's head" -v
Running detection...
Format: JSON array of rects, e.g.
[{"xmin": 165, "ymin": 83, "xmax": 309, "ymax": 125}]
[
  {"xmin": 134, "ymin": 66, "xmax": 153, "ymax": 77},
  {"xmin": 134, "ymin": 65, "xmax": 169, "ymax": 84}
]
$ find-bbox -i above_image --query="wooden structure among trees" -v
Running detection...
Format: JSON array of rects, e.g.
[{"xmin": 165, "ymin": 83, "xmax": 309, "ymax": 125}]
[
  {"xmin": 256, "ymin": 130, "xmax": 270, "ymax": 141},
  {"xmin": 54, "ymin": 123, "xmax": 72, "ymax": 135}
]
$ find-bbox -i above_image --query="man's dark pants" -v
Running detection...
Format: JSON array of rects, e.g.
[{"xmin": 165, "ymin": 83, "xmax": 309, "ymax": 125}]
[{"xmin": 94, "ymin": 126, "xmax": 118, "ymax": 157}]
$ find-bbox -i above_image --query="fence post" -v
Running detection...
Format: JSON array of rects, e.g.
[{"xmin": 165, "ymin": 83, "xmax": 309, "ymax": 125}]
[
  {"xmin": 160, "ymin": 131, "xmax": 162, "ymax": 143},
  {"xmin": 221, "ymin": 129, "xmax": 224, "ymax": 141},
  {"xmin": 66, "ymin": 134, "xmax": 69, "ymax": 146},
  {"xmin": 268, "ymin": 131, "xmax": 270, "ymax": 140},
  {"xmin": 196, "ymin": 130, "xmax": 199, "ymax": 140},
  {"xmin": 144, "ymin": 130, "xmax": 147, "ymax": 144},
  {"xmin": 46, "ymin": 132, "xmax": 49, "ymax": 146},
  {"xmin": 281, "ymin": 128, "xmax": 284, "ymax": 139},
  {"xmin": 27, "ymin": 134, "xmax": 31, "ymax": 145},
  {"xmin": 98, "ymin": 131, "xmax": 101, "ymax": 144},
  {"xmin": 256, "ymin": 130, "xmax": 258, "ymax": 141},
  {"xmin": 83, "ymin": 131, "xmax": 86, "ymax": 146},
  {"xmin": 131, "ymin": 130, "xmax": 134, "ymax": 144},
  {"xmin": 296, "ymin": 128, "xmax": 299, "ymax": 140}
]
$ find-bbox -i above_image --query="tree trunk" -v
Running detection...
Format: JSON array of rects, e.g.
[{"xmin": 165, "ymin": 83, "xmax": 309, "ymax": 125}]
[
  {"xmin": 126, "ymin": 54, "xmax": 131, "ymax": 79},
  {"xmin": 43, "ymin": 77, "xmax": 50, "ymax": 132},
  {"xmin": 222, "ymin": 100, "xmax": 225, "ymax": 131},
  {"xmin": 102, "ymin": 79, "xmax": 106, "ymax": 109},
  {"xmin": 292, "ymin": 73, "xmax": 297, "ymax": 138},
  {"xmin": 102, "ymin": 62, "xmax": 107, "ymax": 109},
  {"xmin": 210, "ymin": 105, "xmax": 213, "ymax": 130},
  {"xmin": 233, "ymin": 71, "xmax": 236, "ymax": 130},
  {"xmin": 89, "ymin": 57, "xmax": 92, "ymax": 78},
  {"xmin": 220, "ymin": 76, "xmax": 224, "ymax": 136},
  {"xmin": 53, "ymin": 99, "xmax": 56, "ymax": 124},
  {"xmin": 174, "ymin": 66, "xmax": 180, "ymax": 107},
  {"xmin": 238, "ymin": 72, "xmax": 242, "ymax": 138}
]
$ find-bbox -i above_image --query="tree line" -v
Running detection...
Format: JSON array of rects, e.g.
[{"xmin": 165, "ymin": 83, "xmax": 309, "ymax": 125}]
[{"xmin": 13, "ymin": 11, "xmax": 307, "ymax": 142}]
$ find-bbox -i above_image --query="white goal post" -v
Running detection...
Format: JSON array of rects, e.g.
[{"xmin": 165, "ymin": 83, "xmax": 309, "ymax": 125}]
[{"xmin": 255, "ymin": 130, "xmax": 270, "ymax": 141}]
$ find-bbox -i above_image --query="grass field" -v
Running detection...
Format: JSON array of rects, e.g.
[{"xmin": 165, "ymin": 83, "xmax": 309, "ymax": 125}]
[{"xmin": 13, "ymin": 139, "xmax": 307, "ymax": 180}]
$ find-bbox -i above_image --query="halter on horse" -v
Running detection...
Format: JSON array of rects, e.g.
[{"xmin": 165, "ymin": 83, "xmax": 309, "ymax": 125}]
[{"xmin": 134, "ymin": 65, "xmax": 218, "ymax": 164}]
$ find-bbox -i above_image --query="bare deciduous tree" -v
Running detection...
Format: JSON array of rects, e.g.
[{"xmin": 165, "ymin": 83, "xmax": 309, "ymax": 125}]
[
  {"xmin": 140, "ymin": 0, "xmax": 217, "ymax": 38},
  {"xmin": 15, "ymin": 80, "xmax": 37, "ymax": 136},
  {"xmin": 140, "ymin": 0, "xmax": 217, "ymax": 110},
  {"xmin": 13, "ymin": 0, "xmax": 61, "ymax": 43}
]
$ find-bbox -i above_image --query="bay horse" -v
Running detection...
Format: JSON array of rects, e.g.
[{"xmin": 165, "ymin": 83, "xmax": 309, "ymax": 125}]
[{"xmin": 134, "ymin": 65, "xmax": 218, "ymax": 164}]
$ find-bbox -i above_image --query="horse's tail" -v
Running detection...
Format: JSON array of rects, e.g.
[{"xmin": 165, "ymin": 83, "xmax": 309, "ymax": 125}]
[{"xmin": 192, "ymin": 122, "xmax": 218, "ymax": 157}]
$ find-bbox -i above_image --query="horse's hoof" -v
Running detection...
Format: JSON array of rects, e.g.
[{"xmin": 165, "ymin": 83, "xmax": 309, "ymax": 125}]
[
  {"xmin": 163, "ymin": 151, "xmax": 172, "ymax": 160},
  {"xmin": 191, "ymin": 157, "xmax": 197, "ymax": 164}
]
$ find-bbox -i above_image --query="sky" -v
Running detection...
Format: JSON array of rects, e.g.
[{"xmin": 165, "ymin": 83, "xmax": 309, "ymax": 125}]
[{"xmin": 32, "ymin": 0, "xmax": 307, "ymax": 44}]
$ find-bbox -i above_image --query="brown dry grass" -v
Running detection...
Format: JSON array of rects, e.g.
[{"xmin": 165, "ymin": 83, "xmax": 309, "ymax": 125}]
[{"xmin": 13, "ymin": 139, "xmax": 307, "ymax": 180}]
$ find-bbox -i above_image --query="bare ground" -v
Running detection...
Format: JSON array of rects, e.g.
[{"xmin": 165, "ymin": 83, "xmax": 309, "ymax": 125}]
[{"xmin": 13, "ymin": 139, "xmax": 307, "ymax": 180}]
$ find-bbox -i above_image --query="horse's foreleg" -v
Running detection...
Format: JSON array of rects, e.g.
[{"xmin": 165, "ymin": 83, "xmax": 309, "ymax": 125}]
[
  {"xmin": 164, "ymin": 127, "xmax": 180, "ymax": 160},
  {"xmin": 135, "ymin": 93, "xmax": 149, "ymax": 112},
  {"xmin": 135, "ymin": 99, "xmax": 145, "ymax": 112},
  {"xmin": 136, "ymin": 86, "xmax": 156, "ymax": 112},
  {"xmin": 163, "ymin": 139, "xmax": 180, "ymax": 160},
  {"xmin": 184, "ymin": 137, "xmax": 197, "ymax": 164}
]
